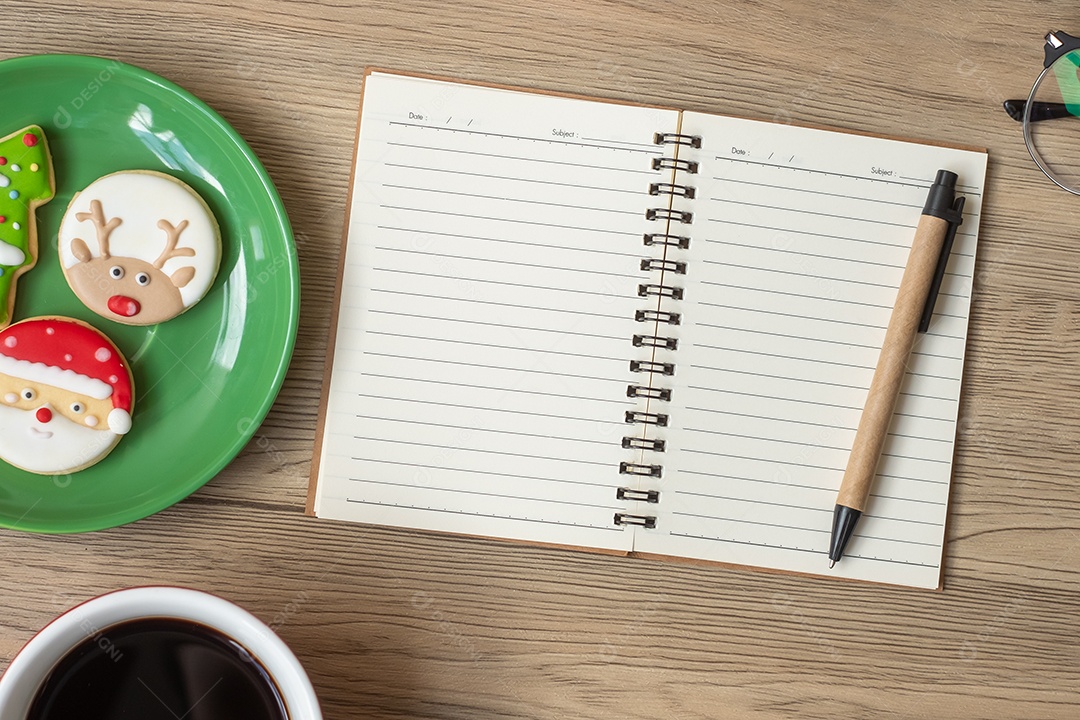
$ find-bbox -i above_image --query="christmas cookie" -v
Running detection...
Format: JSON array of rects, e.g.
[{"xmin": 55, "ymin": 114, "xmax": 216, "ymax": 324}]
[
  {"xmin": 0, "ymin": 317, "xmax": 133, "ymax": 475},
  {"xmin": 0, "ymin": 126, "xmax": 54, "ymax": 328},
  {"xmin": 58, "ymin": 170, "xmax": 221, "ymax": 326}
]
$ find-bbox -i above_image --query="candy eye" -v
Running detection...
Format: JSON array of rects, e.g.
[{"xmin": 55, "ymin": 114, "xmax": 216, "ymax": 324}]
[
  {"xmin": 71, "ymin": 402, "xmax": 84, "ymax": 414},
  {"xmin": 21, "ymin": 388, "xmax": 35, "ymax": 401},
  {"xmin": 135, "ymin": 272, "xmax": 150, "ymax": 286},
  {"xmin": 109, "ymin": 266, "xmax": 124, "ymax": 279}
]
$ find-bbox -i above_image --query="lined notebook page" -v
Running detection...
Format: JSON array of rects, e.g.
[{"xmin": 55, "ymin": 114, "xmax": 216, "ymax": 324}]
[
  {"xmin": 314, "ymin": 72, "xmax": 679, "ymax": 550},
  {"xmin": 636, "ymin": 113, "xmax": 987, "ymax": 588}
]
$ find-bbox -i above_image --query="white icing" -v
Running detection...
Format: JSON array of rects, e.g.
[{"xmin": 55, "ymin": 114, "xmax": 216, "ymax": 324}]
[
  {"xmin": 0, "ymin": 403, "xmax": 119, "ymax": 473},
  {"xmin": 3, "ymin": 393, "xmax": 14, "ymax": 404},
  {"xmin": 0, "ymin": 174, "xmax": 8, "ymax": 188},
  {"xmin": 59, "ymin": 171, "xmax": 221, "ymax": 308},
  {"xmin": 85, "ymin": 415, "xmax": 98, "ymax": 427},
  {"xmin": 0, "ymin": 239, "xmax": 24, "ymax": 266},
  {"xmin": 0, "ymin": 356, "xmax": 112, "ymax": 399},
  {"xmin": 108, "ymin": 408, "xmax": 131, "ymax": 434}
]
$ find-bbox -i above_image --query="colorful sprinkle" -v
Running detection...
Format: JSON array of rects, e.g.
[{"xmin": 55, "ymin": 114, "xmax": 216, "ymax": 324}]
[
  {"xmin": 10, "ymin": 165, "xmax": 20, "ymax": 172},
  {"xmin": 22, "ymin": 133, "xmax": 38, "ymax": 147},
  {"xmin": 0, "ymin": 217, "xmax": 5, "ymax": 223},
  {"xmin": 11, "ymin": 223, "xmax": 19, "ymax": 230},
  {"xmin": 30, "ymin": 163, "xmax": 39, "ymax": 172},
  {"xmin": 0, "ymin": 157, "xmax": 5, "ymax": 165},
  {"xmin": 8, "ymin": 191, "xmax": 18, "ymax": 200},
  {"xmin": 0, "ymin": 175, "xmax": 8, "ymax": 188}
]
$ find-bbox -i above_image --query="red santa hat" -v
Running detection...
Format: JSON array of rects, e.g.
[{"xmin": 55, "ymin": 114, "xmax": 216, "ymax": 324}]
[{"xmin": 0, "ymin": 317, "xmax": 133, "ymax": 434}]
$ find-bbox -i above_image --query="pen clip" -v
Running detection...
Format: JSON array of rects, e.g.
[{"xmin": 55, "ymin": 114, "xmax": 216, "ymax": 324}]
[{"xmin": 918, "ymin": 195, "xmax": 966, "ymax": 333}]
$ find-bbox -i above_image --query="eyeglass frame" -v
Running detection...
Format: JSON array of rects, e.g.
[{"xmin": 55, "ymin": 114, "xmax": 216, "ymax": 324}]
[{"xmin": 1003, "ymin": 30, "xmax": 1080, "ymax": 195}]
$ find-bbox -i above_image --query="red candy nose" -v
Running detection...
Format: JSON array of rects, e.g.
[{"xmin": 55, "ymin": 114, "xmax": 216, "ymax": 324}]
[
  {"xmin": 36, "ymin": 407, "xmax": 52, "ymax": 423},
  {"xmin": 108, "ymin": 295, "xmax": 141, "ymax": 317}
]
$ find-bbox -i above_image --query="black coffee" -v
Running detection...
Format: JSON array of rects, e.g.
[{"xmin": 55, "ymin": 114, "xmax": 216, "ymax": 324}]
[{"xmin": 28, "ymin": 617, "xmax": 287, "ymax": 720}]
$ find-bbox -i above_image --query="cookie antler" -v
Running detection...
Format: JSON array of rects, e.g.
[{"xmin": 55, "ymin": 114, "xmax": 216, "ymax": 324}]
[
  {"xmin": 154, "ymin": 219, "xmax": 196, "ymax": 269},
  {"xmin": 75, "ymin": 200, "xmax": 122, "ymax": 259}
]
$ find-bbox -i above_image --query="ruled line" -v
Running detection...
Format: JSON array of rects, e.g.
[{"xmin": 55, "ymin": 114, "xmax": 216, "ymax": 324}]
[
  {"xmin": 365, "ymin": 270, "xmax": 627, "ymax": 299},
  {"xmin": 681, "ymin": 428, "xmax": 850, "ymax": 452},
  {"xmin": 390, "ymin": 121, "xmax": 657, "ymax": 154},
  {"xmin": 709, "ymin": 197, "xmax": 920, "ymax": 231},
  {"xmin": 701, "ymin": 261, "xmax": 899, "ymax": 290},
  {"xmin": 703, "ymin": 218, "xmax": 977, "ymax": 258},
  {"xmin": 698, "ymin": 284, "xmax": 890, "ymax": 310},
  {"xmin": 352, "ymin": 392, "xmax": 613, "ymax": 425},
  {"xmin": 708, "ymin": 175, "xmax": 920, "ymax": 209},
  {"xmin": 366, "ymin": 330, "xmax": 628, "ymax": 363},
  {"xmin": 362, "ymin": 351, "xmax": 627, "ymax": 385},
  {"xmin": 686, "ymin": 365, "xmax": 868, "ymax": 391},
  {"xmin": 705, "ymin": 238, "xmax": 906, "ymax": 271},
  {"xmin": 380, "ymin": 204, "xmax": 639, "ymax": 237},
  {"xmin": 354, "ymin": 413, "xmax": 613, "ymax": 447},
  {"xmin": 346, "ymin": 475, "xmax": 620, "ymax": 511},
  {"xmin": 369, "ymin": 290, "xmax": 628, "ymax": 321},
  {"xmin": 711, "ymin": 154, "xmax": 982, "ymax": 197},
  {"xmin": 354, "ymin": 373, "xmax": 632, "ymax": 406},
  {"xmin": 386, "ymin": 141, "xmax": 654, "ymax": 175},
  {"xmin": 682, "ymin": 385, "xmax": 955, "ymax": 421},
  {"xmin": 664, "ymin": 533, "xmax": 939, "ymax": 568},
  {"xmin": 383, "ymin": 183, "xmax": 642, "ymax": 216},
  {"xmin": 377, "ymin": 225, "xmax": 644, "ymax": 259},
  {"xmin": 343, "ymin": 499, "xmax": 617, "ymax": 531},
  {"xmin": 365, "ymin": 309, "xmax": 626, "ymax": 341},
  {"xmin": 346, "ymin": 458, "xmax": 616, "ymax": 488},
  {"xmin": 693, "ymin": 322, "xmax": 881, "ymax": 350},
  {"xmin": 699, "ymin": 301, "xmax": 888, "ymax": 331},
  {"xmin": 375, "ymin": 245, "xmax": 641, "ymax": 279},
  {"xmin": 385, "ymin": 163, "xmax": 644, "ymax": 195},
  {"xmin": 350, "ymin": 436, "xmax": 612, "ymax": 466}
]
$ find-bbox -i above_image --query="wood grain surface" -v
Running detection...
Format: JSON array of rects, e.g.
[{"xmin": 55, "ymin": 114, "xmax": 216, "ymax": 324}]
[{"xmin": 3, "ymin": 1, "xmax": 1079, "ymax": 718}]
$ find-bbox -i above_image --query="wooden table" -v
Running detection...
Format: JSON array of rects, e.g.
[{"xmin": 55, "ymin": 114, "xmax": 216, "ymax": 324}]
[{"xmin": 3, "ymin": 1, "xmax": 1078, "ymax": 717}]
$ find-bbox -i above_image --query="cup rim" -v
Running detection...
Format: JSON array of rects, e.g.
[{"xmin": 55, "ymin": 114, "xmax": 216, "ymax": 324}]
[{"xmin": 0, "ymin": 585, "xmax": 321, "ymax": 719}]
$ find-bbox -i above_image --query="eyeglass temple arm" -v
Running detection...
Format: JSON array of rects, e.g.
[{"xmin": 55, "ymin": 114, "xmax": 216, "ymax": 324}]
[{"xmin": 1002, "ymin": 99, "xmax": 1075, "ymax": 122}]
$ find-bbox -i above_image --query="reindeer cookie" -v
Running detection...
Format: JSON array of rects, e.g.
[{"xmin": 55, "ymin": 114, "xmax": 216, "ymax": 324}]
[{"xmin": 58, "ymin": 171, "xmax": 221, "ymax": 326}]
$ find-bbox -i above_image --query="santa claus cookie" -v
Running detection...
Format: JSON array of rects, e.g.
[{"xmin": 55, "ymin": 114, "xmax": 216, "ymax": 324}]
[
  {"xmin": 0, "ymin": 317, "xmax": 133, "ymax": 475},
  {"xmin": 58, "ymin": 170, "xmax": 221, "ymax": 326},
  {"xmin": 0, "ymin": 126, "xmax": 54, "ymax": 328}
]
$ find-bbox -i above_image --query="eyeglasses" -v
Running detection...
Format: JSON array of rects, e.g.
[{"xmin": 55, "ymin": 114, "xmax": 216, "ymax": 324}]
[{"xmin": 1004, "ymin": 31, "xmax": 1080, "ymax": 195}]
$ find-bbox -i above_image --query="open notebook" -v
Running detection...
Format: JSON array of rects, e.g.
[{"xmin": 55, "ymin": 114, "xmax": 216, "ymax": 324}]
[{"xmin": 309, "ymin": 70, "xmax": 988, "ymax": 589}]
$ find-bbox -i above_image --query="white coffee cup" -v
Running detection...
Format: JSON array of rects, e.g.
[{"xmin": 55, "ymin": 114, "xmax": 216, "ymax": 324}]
[{"xmin": 0, "ymin": 586, "xmax": 322, "ymax": 719}]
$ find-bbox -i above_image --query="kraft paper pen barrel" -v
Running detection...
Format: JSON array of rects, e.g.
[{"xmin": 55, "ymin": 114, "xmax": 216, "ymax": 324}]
[{"xmin": 828, "ymin": 169, "xmax": 965, "ymax": 567}]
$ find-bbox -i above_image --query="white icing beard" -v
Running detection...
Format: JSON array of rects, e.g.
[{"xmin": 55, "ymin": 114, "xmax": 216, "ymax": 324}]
[{"xmin": 0, "ymin": 403, "xmax": 118, "ymax": 474}]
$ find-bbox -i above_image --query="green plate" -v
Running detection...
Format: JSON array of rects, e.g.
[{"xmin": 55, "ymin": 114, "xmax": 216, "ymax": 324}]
[{"xmin": 0, "ymin": 55, "xmax": 298, "ymax": 533}]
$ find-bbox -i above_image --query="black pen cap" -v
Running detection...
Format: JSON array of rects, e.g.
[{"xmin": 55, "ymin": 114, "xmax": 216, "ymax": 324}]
[{"xmin": 922, "ymin": 169, "xmax": 958, "ymax": 219}]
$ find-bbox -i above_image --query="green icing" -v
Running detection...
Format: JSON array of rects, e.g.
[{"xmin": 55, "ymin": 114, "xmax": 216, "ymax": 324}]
[{"xmin": 0, "ymin": 125, "xmax": 54, "ymax": 325}]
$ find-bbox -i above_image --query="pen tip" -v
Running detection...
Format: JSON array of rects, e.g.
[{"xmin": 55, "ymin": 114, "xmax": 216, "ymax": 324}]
[{"xmin": 829, "ymin": 560, "xmax": 835, "ymax": 569}]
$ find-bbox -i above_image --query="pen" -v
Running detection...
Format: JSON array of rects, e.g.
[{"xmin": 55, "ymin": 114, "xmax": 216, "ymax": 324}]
[{"xmin": 828, "ymin": 169, "xmax": 965, "ymax": 567}]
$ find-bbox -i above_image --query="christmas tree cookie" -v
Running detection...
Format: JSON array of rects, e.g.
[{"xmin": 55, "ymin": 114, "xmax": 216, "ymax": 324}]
[{"xmin": 0, "ymin": 126, "xmax": 54, "ymax": 328}]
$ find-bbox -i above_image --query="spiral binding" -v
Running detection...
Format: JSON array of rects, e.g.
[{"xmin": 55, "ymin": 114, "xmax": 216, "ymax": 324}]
[
  {"xmin": 614, "ymin": 513, "xmax": 657, "ymax": 528},
  {"xmin": 643, "ymin": 232, "xmax": 690, "ymax": 249},
  {"xmin": 640, "ymin": 258, "xmax": 686, "ymax": 275},
  {"xmin": 615, "ymin": 129, "xmax": 701, "ymax": 532},
  {"xmin": 654, "ymin": 132, "xmax": 702, "ymax": 148},
  {"xmin": 617, "ymin": 487, "xmax": 661, "ymax": 502},
  {"xmin": 649, "ymin": 182, "xmax": 696, "ymax": 199}
]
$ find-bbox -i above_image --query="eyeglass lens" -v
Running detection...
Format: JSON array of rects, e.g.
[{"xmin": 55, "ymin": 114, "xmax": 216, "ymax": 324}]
[{"xmin": 1024, "ymin": 49, "xmax": 1080, "ymax": 193}]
